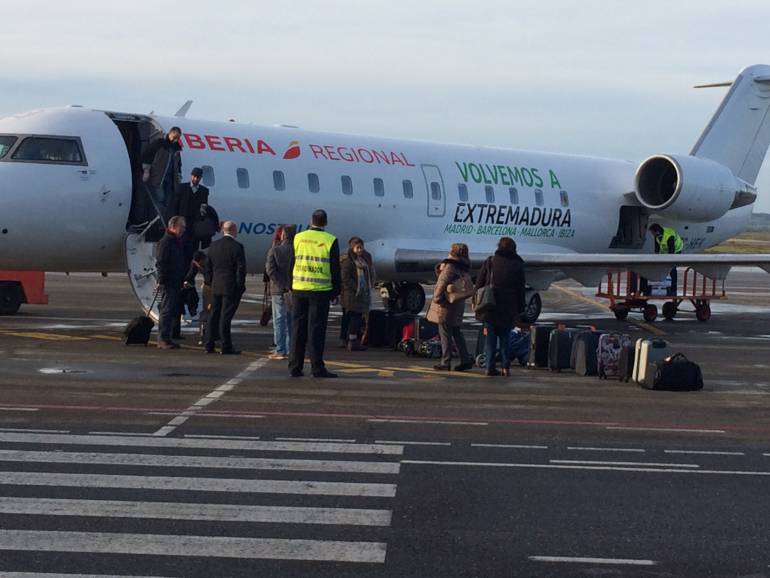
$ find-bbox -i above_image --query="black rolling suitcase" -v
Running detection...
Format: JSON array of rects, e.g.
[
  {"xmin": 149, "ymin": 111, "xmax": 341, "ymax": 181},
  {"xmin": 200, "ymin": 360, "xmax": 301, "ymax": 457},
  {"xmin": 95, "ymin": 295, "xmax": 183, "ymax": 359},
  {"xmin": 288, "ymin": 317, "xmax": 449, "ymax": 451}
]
[
  {"xmin": 124, "ymin": 291, "xmax": 159, "ymax": 346},
  {"xmin": 366, "ymin": 310, "xmax": 389, "ymax": 347},
  {"xmin": 528, "ymin": 325, "xmax": 552, "ymax": 368},
  {"xmin": 618, "ymin": 343, "xmax": 636, "ymax": 382},
  {"xmin": 548, "ymin": 328, "xmax": 575, "ymax": 372},
  {"xmin": 573, "ymin": 330, "xmax": 603, "ymax": 376}
]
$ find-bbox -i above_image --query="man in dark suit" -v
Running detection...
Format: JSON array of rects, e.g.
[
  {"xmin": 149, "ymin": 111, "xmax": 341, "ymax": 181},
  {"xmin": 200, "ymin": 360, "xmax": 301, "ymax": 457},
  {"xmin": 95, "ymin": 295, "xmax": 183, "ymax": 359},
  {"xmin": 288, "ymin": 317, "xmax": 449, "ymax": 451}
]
[
  {"xmin": 203, "ymin": 221, "xmax": 246, "ymax": 355},
  {"xmin": 170, "ymin": 167, "xmax": 212, "ymax": 264},
  {"xmin": 156, "ymin": 216, "xmax": 187, "ymax": 349}
]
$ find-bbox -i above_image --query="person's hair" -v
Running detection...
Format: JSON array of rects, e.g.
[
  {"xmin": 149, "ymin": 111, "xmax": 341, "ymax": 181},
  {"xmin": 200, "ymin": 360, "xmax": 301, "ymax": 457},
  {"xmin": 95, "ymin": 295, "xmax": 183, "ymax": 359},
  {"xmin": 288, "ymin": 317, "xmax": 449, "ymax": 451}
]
[
  {"xmin": 450, "ymin": 242, "xmax": 469, "ymax": 259},
  {"xmin": 169, "ymin": 126, "xmax": 182, "ymax": 135},
  {"xmin": 273, "ymin": 225, "xmax": 284, "ymax": 246},
  {"xmin": 222, "ymin": 221, "xmax": 237, "ymax": 235},
  {"xmin": 347, "ymin": 236, "xmax": 364, "ymax": 259},
  {"xmin": 311, "ymin": 209, "xmax": 328, "ymax": 227},
  {"xmin": 167, "ymin": 215, "xmax": 185, "ymax": 229},
  {"xmin": 649, "ymin": 223, "xmax": 663, "ymax": 234},
  {"xmin": 282, "ymin": 224, "xmax": 297, "ymax": 241},
  {"xmin": 498, "ymin": 237, "xmax": 516, "ymax": 252}
]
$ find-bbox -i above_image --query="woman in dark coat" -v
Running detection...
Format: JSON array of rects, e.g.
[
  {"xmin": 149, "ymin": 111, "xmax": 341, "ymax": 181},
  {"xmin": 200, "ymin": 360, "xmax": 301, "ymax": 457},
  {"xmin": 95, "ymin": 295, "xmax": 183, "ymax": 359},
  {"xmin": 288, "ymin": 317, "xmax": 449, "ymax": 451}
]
[
  {"xmin": 475, "ymin": 237, "xmax": 526, "ymax": 376},
  {"xmin": 340, "ymin": 237, "xmax": 375, "ymax": 351},
  {"xmin": 426, "ymin": 243, "xmax": 475, "ymax": 371}
]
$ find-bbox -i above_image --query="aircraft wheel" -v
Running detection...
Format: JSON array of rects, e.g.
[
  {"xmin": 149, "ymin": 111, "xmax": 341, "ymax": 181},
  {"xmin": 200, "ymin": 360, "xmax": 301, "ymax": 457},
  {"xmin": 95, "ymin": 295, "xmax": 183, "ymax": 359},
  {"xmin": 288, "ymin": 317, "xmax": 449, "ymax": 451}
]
[
  {"xmin": 613, "ymin": 307, "xmax": 629, "ymax": 321},
  {"xmin": 662, "ymin": 302, "xmax": 677, "ymax": 320},
  {"xmin": 397, "ymin": 283, "xmax": 426, "ymax": 314},
  {"xmin": 520, "ymin": 292, "xmax": 542, "ymax": 324},
  {"xmin": 696, "ymin": 303, "xmax": 711, "ymax": 322},
  {"xmin": 0, "ymin": 282, "xmax": 23, "ymax": 315},
  {"xmin": 643, "ymin": 303, "xmax": 658, "ymax": 323}
]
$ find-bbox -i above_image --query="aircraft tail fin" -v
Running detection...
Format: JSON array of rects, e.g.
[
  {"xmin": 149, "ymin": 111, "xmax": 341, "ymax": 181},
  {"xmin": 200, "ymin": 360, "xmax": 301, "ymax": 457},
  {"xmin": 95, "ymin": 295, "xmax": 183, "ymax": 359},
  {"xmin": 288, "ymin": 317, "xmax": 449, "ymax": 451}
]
[{"xmin": 691, "ymin": 64, "xmax": 770, "ymax": 185}]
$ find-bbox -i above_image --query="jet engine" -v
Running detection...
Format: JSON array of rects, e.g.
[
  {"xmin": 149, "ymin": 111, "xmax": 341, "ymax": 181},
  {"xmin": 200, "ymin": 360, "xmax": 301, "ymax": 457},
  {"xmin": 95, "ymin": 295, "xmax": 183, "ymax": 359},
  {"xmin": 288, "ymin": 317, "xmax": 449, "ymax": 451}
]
[{"xmin": 634, "ymin": 154, "xmax": 739, "ymax": 222}]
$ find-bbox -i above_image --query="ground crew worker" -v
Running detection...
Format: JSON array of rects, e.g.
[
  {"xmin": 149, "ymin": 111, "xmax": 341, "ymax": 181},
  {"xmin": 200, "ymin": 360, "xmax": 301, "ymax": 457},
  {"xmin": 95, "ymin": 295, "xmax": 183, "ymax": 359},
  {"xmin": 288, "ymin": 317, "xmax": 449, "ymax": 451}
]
[
  {"xmin": 649, "ymin": 223, "xmax": 684, "ymax": 296},
  {"xmin": 288, "ymin": 209, "xmax": 341, "ymax": 378}
]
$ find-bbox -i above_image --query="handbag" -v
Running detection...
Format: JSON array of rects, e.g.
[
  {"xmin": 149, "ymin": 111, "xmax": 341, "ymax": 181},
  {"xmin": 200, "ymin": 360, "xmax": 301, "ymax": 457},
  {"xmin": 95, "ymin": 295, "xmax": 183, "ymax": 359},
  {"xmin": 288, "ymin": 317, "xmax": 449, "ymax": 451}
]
[
  {"xmin": 447, "ymin": 274, "xmax": 475, "ymax": 303},
  {"xmin": 473, "ymin": 258, "xmax": 496, "ymax": 314},
  {"xmin": 643, "ymin": 353, "xmax": 704, "ymax": 391},
  {"xmin": 259, "ymin": 283, "xmax": 272, "ymax": 326}
]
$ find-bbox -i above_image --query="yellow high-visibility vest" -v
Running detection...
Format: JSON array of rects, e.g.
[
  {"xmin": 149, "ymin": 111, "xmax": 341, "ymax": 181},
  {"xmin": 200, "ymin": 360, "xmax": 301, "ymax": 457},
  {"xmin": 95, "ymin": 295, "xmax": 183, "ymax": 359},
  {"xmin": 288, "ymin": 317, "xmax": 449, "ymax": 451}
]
[
  {"xmin": 292, "ymin": 228, "xmax": 336, "ymax": 291},
  {"xmin": 657, "ymin": 227, "xmax": 684, "ymax": 254}
]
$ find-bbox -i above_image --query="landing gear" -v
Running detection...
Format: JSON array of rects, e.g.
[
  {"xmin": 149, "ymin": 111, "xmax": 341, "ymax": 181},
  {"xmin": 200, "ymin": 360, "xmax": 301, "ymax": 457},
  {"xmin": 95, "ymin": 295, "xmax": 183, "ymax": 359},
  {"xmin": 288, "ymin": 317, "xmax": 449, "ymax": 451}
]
[
  {"xmin": 520, "ymin": 292, "xmax": 542, "ymax": 324},
  {"xmin": 0, "ymin": 282, "xmax": 23, "ymax": 315},
  {"xmin": 381, "ymin": 282, "xmax": 426, "ymax": 314}
]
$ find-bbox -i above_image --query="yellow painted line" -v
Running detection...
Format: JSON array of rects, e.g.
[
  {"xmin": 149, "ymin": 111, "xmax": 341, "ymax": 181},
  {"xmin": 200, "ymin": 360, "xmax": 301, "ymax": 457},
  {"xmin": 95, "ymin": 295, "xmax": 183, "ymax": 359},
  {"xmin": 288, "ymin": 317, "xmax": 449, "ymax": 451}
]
[
  {"xmin": 384, "ymin": 365, "xmax": 486, "ymax": 379},
  {"xmin": 325, "ymin": 360, "xmax": 372, "ymax": 369},
  {"xmin": 552, "ymin": 284, "xmax": 667, "ymax": 337},
  {"xmin": 338, "ymin": 368, "xmax": 396, "ymax": 378},
  {"xmin": 90, "ymin": 334, "xmax": 123, "ymax": 342},
  {"xmin": 6, "ymin": 332, "xmax": 90, "ymax": 342}
]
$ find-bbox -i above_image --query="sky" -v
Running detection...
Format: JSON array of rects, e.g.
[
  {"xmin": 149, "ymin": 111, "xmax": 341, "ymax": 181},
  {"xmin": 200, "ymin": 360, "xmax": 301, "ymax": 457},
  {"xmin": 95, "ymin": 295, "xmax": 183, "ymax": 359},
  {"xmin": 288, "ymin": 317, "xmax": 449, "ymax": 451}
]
[{"xmin": 2, "ymin": 0, "xmax": 770, "ymax": 211}]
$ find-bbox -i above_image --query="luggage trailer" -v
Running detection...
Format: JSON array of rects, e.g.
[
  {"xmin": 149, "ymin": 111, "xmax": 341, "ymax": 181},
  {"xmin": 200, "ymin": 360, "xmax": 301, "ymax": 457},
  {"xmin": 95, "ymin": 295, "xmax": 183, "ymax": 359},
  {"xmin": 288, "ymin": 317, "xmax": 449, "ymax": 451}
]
[{"xmin": 596, "ymin": 268, "xmax": 725, "ymax": 323}]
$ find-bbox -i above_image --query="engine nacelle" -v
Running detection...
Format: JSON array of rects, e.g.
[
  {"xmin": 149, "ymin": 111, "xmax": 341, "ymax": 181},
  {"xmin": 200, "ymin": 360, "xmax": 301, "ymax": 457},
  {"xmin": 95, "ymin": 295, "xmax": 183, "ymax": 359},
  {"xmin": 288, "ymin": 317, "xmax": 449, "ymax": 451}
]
[{"xmin": 634, "ymin": 154, "xmax": 738, "ymax": 222}]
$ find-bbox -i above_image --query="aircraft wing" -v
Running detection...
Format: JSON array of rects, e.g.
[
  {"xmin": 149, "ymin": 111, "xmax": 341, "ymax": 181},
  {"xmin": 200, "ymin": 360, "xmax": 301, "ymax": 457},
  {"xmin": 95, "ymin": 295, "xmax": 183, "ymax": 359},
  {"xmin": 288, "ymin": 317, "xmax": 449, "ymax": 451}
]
[{"xmin": 393, "ymin": 249, "xmax": 770, "ymax": 289}]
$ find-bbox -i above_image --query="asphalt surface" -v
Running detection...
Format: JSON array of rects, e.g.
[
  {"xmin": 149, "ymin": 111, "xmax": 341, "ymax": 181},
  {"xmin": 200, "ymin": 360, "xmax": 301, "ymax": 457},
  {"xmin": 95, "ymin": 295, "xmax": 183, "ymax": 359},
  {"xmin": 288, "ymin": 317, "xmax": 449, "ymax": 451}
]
[{"xmin": 0, "ymin": 270, "xmax": 769, "ymax": 577}]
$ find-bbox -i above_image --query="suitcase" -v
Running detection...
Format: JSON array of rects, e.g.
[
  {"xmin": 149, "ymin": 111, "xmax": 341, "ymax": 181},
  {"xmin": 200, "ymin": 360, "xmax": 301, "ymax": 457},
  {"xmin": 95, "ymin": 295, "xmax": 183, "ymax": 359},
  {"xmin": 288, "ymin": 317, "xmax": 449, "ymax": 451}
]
[
  {"xmin": 385, "ymin": 313, "xmax": 415, "ymax": 350},
  {"xmin": 597, "ymin": 332, "xmax": 632, "ymax": 379},
  {"xmin": 632, "ymin": 338, "xmax": 671, "ymax": 385},
  {"xmin": 528, "ymin": 325, "xmax": 552, "ymax": 368},
  {"xmin": 617, "ymin": 343, "xmax": 635, "ymax": 382},
  {"xmin": 573, "ymin": 331, "xmax": 603, "ymax": 376},
  {"xmin": 124, "ymin": 315, "xmax": 154, "ymax": 345},
  {"xmin": 548, "ymin": 328, "xmax": 575, "ymax": 372},
  {"xmin": 366, "ymin": 310, "xmax": 389, "ymax": 347},
  {"xmin": 642, "ymin": 353, "xmax": 704, "ymax": 391},
  {"xmin": 509, "ymin": 329, "xmax": 530, "ymax": 367}
]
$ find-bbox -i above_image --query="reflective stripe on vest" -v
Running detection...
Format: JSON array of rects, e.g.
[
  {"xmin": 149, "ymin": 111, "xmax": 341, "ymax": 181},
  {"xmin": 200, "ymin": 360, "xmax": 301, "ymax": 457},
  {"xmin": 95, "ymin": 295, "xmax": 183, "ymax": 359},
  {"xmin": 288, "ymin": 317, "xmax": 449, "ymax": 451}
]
[
  {"xmin": 658, "ymin": 227, "xmax": 684, "ymax": 254},
  {"xmin": 292, "ymin": 229, "xmax": 336, "ymax": 291}
]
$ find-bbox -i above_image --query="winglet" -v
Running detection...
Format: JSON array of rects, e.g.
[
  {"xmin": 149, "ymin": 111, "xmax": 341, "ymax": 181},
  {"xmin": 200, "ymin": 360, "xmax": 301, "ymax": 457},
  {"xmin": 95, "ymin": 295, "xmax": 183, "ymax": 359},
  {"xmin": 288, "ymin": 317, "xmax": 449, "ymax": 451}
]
[{"xmin": 174, "ymin": 100, "xmax": 193, "ymax": 118}]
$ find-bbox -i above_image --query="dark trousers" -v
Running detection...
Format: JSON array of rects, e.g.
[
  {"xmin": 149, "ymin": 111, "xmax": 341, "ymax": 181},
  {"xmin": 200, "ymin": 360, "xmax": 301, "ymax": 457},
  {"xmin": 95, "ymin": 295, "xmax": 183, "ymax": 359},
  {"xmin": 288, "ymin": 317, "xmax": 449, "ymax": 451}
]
[
  {"xmin": 158, "ymin": 287, "xmax": 181, "ymax": 344},
  {"xmin": 347, "ymin": 312, "xmax": 364, "ymax": 340},
  {"xmin": 485, "ymin": 323, "xmax": 512, "ymax": 370},
  {"xmin": 205, "ymin": 294, "xmax": 240, "ymax": 351},
  {"xmin": 289, "ymin": 293, "xmax": 331, "ymax": 374},
  {"xmin": 438, "ymin": 323, "xmax": 471, "ymax": 367}
]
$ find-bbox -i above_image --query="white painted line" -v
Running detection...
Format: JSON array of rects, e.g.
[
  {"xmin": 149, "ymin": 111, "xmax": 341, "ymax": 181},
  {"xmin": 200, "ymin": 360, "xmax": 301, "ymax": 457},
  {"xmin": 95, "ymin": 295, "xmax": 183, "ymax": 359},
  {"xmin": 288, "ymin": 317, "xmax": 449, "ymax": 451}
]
[
  {"xmin": 152, "ymin": 359, "xmax": 268, "ymax": 437},
  {"xmin": 184, "ymin": 434, "xmax": 262, "ymax": 440},
  {"xmin": 471, "ymin": 443, "xmax": 549, "ymax": 450},
  {"xmin": 665, "ymin": 450, "xmax": 745, "ymax": 456},
  {"xmin": 0, "ymin": 530, "xmax": 387, "ymax": 563},
  {"xmin": 147, "ymin": 411, "xmax": 267, "ymax": 419},
  {"xmin": 89, "ymin": 431, "xmax": 156, "ymax": 437},
  {"xmin": 530, "ymin": 556, "xmax": 656, "ymax": 566},
  {"xmin": 375, "ymin": 440, "xmax": 451, "ymax": 446},
  {"xmin": 551, "ymin": 460, "xmax": 700, "ymax": 468},
  {"xmin": 0, "ymin": 407, "xmax": 38, "ymax": 412},
  {"xmin": 0, "ymin": 471, "xmax": 397, "ymax": 497},
  {"xmin": 277, "ymin": 437, "xmax": 356, "ymax": 443},
  {"xmin": 0, "ymin": 497, "xmax": 392, "ymax": 527},
  {"xmin": 0, "ymin": 428, "xmax": 69, "ymax": 434},
  {"xmin": 2, "ymin": 573, "xmax": 172, "ymax": 578},
  {"xmin": 0, "ymin": 432, "xmax": 403, "ymax": 455},
  {"xmin": 368, "ymin": 419, "xmax": 488, "ymax": 426},
  {"xmin": 402, "ymin": 460, "xmax": 770, "ymax": 476},
  {"xmin": 0, "ymin": 449, "xmax": 401, "ymax": 474},
  {"xmin": 606, "ymin": 426, "xmax": 726, "ymax": 434},
  {"xmin": 567, "ymin": 446, "xmax": 645, "ymax": 453}
]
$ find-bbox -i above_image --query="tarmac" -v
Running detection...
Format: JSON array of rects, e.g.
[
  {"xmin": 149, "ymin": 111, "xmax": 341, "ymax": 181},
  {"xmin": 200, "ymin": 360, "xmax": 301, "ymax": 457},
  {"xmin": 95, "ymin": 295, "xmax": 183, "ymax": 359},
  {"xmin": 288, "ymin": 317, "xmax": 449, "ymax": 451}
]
[{"xmin": 0, "ymin": 269, "xmax": 769, "ymax": 577}]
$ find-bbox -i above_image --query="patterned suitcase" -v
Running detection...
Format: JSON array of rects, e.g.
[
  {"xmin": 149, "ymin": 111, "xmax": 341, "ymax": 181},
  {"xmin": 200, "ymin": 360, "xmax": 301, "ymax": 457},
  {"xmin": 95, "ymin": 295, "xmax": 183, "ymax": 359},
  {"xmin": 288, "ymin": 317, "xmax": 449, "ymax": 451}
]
[{"xmin": 597, "ymin": 332, "xmax": 632, "ymax": 379}]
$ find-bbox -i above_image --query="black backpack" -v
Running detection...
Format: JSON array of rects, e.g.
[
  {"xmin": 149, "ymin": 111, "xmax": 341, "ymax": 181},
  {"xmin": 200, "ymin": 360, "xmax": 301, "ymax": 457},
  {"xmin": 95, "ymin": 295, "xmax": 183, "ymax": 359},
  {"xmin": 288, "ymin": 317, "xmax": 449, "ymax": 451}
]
[{"xmin": 643, "ymin": 353, "xmax": 704, "ymax": 391}]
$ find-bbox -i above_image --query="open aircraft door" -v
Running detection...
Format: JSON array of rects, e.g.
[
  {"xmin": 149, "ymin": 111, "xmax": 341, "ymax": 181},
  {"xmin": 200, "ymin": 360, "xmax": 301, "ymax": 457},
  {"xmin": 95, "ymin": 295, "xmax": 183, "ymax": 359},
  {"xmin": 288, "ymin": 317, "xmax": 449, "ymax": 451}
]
[{"xmin": 125, "ymin": 222, "xmax": 161, "ymax": 320}]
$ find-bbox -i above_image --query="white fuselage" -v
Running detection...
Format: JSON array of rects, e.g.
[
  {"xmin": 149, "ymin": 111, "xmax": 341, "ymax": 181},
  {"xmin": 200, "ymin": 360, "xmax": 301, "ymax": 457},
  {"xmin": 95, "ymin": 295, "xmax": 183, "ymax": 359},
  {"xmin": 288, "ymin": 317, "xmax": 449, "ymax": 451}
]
[{"xmin": 0, "ymin": 107, "xmax": 753, "ymax": 279}]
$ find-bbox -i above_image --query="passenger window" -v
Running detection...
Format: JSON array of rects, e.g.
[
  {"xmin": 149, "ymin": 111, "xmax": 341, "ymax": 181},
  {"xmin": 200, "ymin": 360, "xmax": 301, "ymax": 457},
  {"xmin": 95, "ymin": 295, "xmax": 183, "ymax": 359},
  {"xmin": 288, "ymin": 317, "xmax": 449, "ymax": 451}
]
[
  {"xmin": 341, "ymin": 175, "xmax": 353, "ymax": 195},
  {"xmin": 535, "ymin": 189, "xmax": 544, "ymax": 206},
  {"xmin": 374, "ymin": 178, "xmax": 385, "ymax": 197},
  {"xmin": 201, "ymin": 165, "xmax": 215, "ymax": 187},
  {"xmin": 402, "ymin": 179, "xmax": 414, "ymax": 198},
  {"xmin": 560, "ymin": 190, "xmax": 569, "ymax": 207},
  {"xmin": 236, "ymin": 168, "xmax": 250, "ymax": 189},
  {"xmin": 273, "ymin": 170, "xmax": 286, "ymax": 191},
  {"xmin": 509, "ymin": 187, "xmax": 519, "ymax": 205},
  {"xmin": 458, "ymin": 183, "xmax": 468, "ymax": 202},
  {"xmin": 430, "ymin": 182, "xmax": 441, "ymax": 200},
  {"xmin": 308, "ymin": 173, "xmax": 320, "ymax": 193},
  {"xmin": 0, "ymin": 135, "xmax": 17, "ymax": 159},
  {"xmin": 12, "ymin": 136, "xmax": 84, "ymax": 164},
  {"xmin": 485, "ymin": 185, "xmax": 495, "ymax": 203}
]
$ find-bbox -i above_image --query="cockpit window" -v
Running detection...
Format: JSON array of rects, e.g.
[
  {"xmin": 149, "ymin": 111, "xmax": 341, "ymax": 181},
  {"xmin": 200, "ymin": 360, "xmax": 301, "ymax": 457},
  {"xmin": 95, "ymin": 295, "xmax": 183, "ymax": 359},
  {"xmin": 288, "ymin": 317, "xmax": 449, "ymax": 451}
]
[
  {"xmin": 0, "ymin": 136, "xmax": 16, "ymax": 159},
  {"xmin": 11, "ymin": 136, "xmax": 84, "ymax": 164}
]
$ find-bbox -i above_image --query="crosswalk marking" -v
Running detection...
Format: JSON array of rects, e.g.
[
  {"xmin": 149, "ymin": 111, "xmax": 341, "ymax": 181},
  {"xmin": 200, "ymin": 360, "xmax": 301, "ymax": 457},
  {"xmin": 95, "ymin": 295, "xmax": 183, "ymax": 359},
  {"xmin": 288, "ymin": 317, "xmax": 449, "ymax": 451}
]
[
  {"xmin": 0, "ymin": 449, "xmax": 401, "ymax": 474},
  {"xmin": 0, "ymin": 497, "xmax": 392, "ymax": 526},
  {"xmin": 0, "ymin": 471, "xmax": 397, "ymax": 497},
  {"xmin": 0, "ymin": 530, "xmax": 388, "ymax": 563},
  {"xmin": 0, "ymin": 432, "xmax": 403, "ymax": 455}
]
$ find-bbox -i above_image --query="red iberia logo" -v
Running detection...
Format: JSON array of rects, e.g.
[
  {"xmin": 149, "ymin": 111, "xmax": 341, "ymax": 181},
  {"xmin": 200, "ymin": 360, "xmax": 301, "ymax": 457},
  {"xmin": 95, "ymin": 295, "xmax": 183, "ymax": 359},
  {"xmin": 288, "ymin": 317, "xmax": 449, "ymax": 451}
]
[{"xmin": 283, "ymin": 140, "xmax": 301, "ymax": 160}]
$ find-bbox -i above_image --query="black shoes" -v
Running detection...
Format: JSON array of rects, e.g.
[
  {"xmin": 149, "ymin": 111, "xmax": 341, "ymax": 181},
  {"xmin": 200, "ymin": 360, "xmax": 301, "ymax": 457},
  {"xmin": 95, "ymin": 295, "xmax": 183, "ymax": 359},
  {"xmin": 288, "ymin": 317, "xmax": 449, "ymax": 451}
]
[
  {"xmin": 290, "ymin": 369, "xmax": 304, "ymax": 377},
  {"xmin": 454, "ymin": 361, "xmax": 474, "ymax": 372},
  {"xmin": 221, "ymin": 349, "xmax": 241, "ymax": 355},
  {"xmin": 485, "ymin": 368, "xmax": 501, "ymax": 377},
  {"xmin": 312, "ymin": 369, "xmax": 338, "ymax": 378},
  {"xmin": 157, "ymin": 341, "xmax": 180, "ymax": 350},
  {"xmin": 433, "ymin": 364, "xmax": 451, "ymax": 371}
]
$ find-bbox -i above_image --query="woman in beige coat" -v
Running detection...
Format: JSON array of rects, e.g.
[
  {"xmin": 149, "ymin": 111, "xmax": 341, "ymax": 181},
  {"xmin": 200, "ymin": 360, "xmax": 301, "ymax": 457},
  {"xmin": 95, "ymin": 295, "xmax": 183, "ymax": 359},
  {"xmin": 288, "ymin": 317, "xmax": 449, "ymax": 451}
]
[{"xmin": 426, "ymin": 243, "xmax": 475, "ymax": 371}]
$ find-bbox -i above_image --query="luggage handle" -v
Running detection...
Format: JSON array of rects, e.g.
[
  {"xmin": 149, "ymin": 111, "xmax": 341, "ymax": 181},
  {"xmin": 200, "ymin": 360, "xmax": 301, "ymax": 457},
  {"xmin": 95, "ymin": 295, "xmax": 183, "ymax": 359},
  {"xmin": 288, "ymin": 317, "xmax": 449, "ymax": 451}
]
[
  {"xmin": 146, "ymin": 287, "xmax": 161, "ymax": 318},
  {"xmin": 665, "ymin": 352, "xmax": 689, "ymax": 363}
]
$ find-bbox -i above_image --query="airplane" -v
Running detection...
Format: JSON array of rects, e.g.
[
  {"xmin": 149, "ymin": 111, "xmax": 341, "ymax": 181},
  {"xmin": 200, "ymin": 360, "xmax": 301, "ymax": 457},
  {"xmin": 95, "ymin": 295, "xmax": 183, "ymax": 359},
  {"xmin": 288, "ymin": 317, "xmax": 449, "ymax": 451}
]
[{"xmin": 2, "ymin": 64, "xmax": 770, "ymax": 322}]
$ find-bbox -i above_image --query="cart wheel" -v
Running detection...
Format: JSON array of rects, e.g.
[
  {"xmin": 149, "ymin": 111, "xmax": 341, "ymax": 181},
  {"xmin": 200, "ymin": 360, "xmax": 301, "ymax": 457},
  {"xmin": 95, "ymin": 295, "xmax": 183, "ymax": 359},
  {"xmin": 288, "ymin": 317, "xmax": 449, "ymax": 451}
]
[
  {"xmin": 643, "ymin": 304, "xmax": 658, "ymax": 323},
  {"xmin": 613, "ymin": 307, "xmax": 629, "ymax": 321},
  {"xmin": 475, "ymin": 353, "xmax": 487, "ymax": 368},
  {"xmin": 662, "ymin": 302, "xmax": 677, "ymax": 320},
  {"xmin": 696, "ymin": 303, "xmax": 711, "ymax": 322}
]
